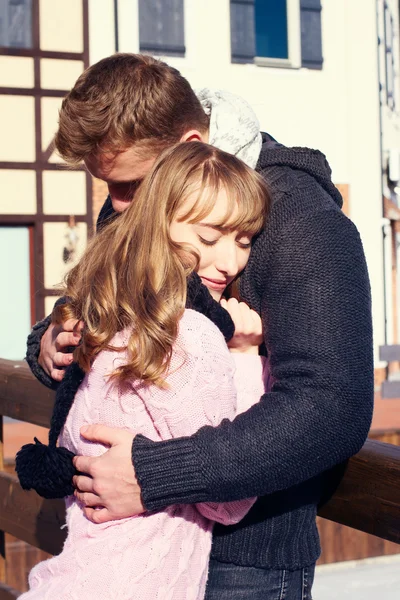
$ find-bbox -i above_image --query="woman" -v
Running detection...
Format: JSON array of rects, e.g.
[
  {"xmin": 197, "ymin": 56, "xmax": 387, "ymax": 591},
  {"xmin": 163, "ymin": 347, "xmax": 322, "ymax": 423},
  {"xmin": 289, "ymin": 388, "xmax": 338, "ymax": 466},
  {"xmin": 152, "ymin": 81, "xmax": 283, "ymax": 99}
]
[{"xmin": 16, "ymin": 142, "xmax": 270, "ymax": 600}]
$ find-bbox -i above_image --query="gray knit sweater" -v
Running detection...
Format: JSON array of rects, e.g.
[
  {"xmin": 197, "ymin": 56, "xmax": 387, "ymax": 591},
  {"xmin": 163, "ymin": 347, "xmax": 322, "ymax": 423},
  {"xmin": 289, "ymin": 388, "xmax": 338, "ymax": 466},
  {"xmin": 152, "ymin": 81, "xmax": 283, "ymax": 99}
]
[{"xmin": 26, "ymin": 135, "xmax": 374, "ymax": 569}]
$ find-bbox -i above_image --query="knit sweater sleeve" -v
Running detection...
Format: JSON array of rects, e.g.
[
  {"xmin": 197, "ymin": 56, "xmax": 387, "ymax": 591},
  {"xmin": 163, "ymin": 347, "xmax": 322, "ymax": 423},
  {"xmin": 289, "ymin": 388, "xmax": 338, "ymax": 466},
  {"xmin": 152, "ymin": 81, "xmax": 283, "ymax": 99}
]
[
  {"xmin": 25, "ymin": 297, "xmax": 68, "ymax": 390},
  {"xmin": 133, "ymin": 209, "xmax": 374, "ymax": 508}
]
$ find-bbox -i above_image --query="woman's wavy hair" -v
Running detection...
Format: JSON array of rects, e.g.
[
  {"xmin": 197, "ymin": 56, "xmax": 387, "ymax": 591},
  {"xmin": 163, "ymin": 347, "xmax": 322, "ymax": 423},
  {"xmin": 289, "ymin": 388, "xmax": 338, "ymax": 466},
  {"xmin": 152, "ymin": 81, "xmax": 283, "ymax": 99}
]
[{"xmin": 54, "ymin": 143, "xmax": 270, "ymax": 387}]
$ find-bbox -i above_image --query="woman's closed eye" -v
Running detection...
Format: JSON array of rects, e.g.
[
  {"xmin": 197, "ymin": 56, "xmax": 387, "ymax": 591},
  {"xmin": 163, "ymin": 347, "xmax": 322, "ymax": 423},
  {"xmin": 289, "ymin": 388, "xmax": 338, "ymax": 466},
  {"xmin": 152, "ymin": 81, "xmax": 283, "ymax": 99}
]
[
  {"xmin": 236, "ymin": 235, "xmax": 252, "ymax": 249},
  {"xmin": 198, "ymin": 235, "xmax": 220, "ymax": 247}
]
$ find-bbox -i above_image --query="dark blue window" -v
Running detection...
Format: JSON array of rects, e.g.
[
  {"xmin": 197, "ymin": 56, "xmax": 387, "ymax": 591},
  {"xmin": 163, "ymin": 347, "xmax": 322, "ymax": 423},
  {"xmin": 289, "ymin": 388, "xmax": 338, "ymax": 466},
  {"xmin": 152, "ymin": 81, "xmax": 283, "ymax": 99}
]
[
  {"xmin": 231, "ymin": 0, "xmax": 323, "ymax": 69},
  {"xmin": 255, "ymin": 0, "xmax": 288, "ymax": 59},
  {"xmin": 0, "ymin": 0, "xmax": 32, "ymax": 49},
  {"xmin": 139, "ymin": 0, "xmax": 185, "ymax": 57}
]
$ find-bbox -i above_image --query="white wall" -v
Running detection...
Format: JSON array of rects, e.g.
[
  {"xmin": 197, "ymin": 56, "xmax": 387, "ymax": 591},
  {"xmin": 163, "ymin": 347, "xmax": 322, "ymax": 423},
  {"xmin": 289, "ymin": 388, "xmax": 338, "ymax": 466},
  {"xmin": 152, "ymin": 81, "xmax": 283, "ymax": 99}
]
[{"xmin": 93, "ymin": 0, "xmax": 398, "ymax": 364}]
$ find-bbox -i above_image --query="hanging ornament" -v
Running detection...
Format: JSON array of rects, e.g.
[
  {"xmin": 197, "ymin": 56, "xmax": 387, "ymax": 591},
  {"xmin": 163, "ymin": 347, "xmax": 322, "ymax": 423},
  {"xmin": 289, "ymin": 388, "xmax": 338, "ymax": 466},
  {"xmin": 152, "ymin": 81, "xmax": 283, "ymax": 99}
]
[{"xmin": 63, "ymin": 216, "xmax": 79, "ymax": 264}]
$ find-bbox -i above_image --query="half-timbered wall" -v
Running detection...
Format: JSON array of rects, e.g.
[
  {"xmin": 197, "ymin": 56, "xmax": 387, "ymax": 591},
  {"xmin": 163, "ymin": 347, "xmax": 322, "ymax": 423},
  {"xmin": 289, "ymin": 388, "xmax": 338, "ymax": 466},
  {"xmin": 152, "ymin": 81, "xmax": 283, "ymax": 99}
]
[{"xmin": 0, "ymin": 0, "xmax": 92, "ymax": 353}]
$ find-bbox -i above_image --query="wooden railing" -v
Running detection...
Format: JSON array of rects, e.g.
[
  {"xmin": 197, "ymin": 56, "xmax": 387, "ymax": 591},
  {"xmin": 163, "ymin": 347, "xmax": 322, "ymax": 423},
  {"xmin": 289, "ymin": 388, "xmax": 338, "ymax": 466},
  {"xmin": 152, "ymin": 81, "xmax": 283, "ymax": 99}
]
[{"xmin": 0, "ymin": 358, "xmax": 400, "ymax": 597}]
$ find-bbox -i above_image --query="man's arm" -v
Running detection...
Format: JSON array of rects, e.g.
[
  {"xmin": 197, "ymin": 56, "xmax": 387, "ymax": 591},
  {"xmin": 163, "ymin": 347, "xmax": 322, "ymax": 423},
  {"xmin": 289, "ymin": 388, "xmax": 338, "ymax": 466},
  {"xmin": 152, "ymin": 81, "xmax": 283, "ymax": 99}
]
[{"xmin": 132, "ymin": 209, "xmax": 373, "ymax": 509}]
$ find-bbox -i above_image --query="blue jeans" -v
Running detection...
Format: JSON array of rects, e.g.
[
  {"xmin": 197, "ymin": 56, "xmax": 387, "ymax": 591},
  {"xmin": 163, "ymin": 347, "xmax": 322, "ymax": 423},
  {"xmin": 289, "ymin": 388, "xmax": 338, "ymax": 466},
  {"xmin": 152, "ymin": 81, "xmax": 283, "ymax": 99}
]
[{"xmin": 205, "ymin": 558, "xmax": 315, "ymax": 600}]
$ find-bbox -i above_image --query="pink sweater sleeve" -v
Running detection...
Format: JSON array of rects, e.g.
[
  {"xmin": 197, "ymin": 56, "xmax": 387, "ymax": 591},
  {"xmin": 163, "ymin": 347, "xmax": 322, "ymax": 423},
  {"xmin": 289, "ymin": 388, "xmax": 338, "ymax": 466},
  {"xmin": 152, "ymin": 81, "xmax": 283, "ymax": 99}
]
[
  {"xmin": 143, "ymin": 310, "xmax": 256, "ymax": 526},
  {"xmin": 195, "ymin": 354, "xmax": 270, "ymax": 524},
  {"xmin": 231, "ymin": 354, "xmax": 271, "ymax": 415}
]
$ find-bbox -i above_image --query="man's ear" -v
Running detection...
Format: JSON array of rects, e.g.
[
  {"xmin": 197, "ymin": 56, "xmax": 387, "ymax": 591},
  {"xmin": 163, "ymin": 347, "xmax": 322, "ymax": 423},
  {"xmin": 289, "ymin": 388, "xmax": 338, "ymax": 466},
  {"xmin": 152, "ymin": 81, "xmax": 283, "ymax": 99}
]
[{"xmin": 180, "ymin": 129, "xmax": 208, "ymax": 143}]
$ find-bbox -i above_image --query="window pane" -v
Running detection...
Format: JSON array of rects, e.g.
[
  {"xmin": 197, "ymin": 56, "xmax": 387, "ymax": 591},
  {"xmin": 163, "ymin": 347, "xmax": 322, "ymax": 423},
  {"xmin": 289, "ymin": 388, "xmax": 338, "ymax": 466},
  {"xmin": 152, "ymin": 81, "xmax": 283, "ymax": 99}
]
[
  {"xmin": 0, "ymin": 227, "xmax": 31, "ymax": 361},
  {"xmin": 139, "ymin": 0, "xmax": 185, "ymax": 57},
  {"xmin": 0, "ymin": 0, "xmax": 32, "ymax": 49},
  {"xmin": 255, "ymin": 0, "xmax": 288, "ymax": 59}
]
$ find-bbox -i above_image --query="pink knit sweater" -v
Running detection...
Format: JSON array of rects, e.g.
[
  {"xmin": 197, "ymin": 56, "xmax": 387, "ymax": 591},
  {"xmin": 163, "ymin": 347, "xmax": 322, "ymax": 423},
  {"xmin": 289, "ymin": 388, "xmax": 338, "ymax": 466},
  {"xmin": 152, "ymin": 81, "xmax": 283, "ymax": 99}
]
[{"xmin": 21, "ymin": 310, "xmax": 269, "ymax": 600}]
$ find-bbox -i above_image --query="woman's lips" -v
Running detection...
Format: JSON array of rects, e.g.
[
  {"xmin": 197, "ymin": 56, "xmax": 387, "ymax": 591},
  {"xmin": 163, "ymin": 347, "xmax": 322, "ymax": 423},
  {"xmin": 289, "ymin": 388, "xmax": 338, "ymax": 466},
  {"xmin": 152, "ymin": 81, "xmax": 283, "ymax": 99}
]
[{"xmin": 200, "ymin": 276, "xmax": 229, "ymax": 291}]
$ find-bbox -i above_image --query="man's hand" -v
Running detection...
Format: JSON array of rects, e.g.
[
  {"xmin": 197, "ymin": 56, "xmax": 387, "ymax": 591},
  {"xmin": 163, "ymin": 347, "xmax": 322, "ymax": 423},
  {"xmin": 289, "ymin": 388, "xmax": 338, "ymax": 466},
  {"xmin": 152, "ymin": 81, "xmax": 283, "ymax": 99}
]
[
  {"xmin": 38, "ymin": 318, "xmax": 83, "ymax": 381},
  {"xmin": 73, "ymin": 425, "xmax": 145, "ymax": 524},
  {"xmin": 221, "ymin": 298, "xmax": 263, "ymax": 354}
]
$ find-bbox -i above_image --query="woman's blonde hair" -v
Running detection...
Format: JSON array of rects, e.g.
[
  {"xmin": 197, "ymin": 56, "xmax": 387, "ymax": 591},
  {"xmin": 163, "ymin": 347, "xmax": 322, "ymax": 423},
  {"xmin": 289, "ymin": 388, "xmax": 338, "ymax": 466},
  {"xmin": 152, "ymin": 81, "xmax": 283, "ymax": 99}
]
[{"xmin": 54, "ymin": 143, "xmax": 270, "ymax": 387}]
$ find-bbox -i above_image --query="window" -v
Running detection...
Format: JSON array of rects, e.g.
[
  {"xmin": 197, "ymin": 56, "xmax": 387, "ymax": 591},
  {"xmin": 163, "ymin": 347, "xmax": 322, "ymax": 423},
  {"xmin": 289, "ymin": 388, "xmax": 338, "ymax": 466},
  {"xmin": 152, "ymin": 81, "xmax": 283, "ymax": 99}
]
[
  {"xmin": 230, "ymin": 0, "xmax": 323, "ymax": 69},
  {"xmin": 0, "ymin": 0, "xmax": 32, "ymax": 49},
  {"xmin": 255, "ymin": 1, "xmax": 289, "ymax": 60},
  {"xmin": 138, "ymin": 0, "xmax": 185, "ymax": 57}
]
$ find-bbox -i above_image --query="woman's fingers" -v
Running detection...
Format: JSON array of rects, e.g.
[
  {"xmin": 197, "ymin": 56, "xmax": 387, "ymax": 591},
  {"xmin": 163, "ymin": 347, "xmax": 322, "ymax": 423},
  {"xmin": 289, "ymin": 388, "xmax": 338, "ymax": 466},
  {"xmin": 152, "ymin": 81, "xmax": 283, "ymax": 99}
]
[
  {"xmin": 222, "ymin": 298, "xmax": 256, "ymax": 334},
  {"xmin": 222, "ymin": 298, "xmax": 263, "ymax": 352},
  {"xmin": 250, "ymin": 309, "xmax": 263, "ymax": 341}
]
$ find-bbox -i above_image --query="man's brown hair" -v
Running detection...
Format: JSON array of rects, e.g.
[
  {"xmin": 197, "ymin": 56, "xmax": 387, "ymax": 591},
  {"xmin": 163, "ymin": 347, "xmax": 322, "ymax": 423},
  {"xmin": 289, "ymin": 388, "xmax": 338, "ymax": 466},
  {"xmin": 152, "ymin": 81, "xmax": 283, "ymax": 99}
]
[{"xmin": 55, "ymin": 53, "xmax": 210, "ymax": 165}]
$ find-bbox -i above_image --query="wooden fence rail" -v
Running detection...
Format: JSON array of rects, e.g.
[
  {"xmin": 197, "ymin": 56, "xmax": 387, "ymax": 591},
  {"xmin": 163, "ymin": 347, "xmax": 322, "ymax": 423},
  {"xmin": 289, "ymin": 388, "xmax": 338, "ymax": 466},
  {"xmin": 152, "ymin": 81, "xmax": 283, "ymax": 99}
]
[{"xmin": 0, "ymin": 358, "xmax": 400, "ymax": 597}]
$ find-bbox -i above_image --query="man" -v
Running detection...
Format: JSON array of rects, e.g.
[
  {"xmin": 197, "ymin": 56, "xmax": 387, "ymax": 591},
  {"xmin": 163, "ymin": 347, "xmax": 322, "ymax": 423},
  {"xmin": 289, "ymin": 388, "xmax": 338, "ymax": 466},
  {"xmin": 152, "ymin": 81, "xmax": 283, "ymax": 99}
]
[{"xmin": 26, "ymin": 53, "xmax": 373, "ymax": 599}]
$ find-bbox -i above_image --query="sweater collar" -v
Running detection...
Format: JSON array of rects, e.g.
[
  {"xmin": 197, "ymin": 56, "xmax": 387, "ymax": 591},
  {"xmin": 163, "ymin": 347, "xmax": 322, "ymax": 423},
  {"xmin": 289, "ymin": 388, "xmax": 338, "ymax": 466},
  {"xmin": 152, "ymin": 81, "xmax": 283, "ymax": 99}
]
[{"xmin": 257, "ymin": 134, "xmax": 343, "ymax": 208}]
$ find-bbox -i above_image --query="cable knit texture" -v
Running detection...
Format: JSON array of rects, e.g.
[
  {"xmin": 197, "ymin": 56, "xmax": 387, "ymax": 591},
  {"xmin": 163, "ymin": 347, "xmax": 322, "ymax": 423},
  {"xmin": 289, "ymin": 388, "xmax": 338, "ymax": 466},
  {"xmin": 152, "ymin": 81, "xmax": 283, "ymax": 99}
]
[{"xmin": 19, "ymin": 310, "xmax": 267, "ymax": 600}]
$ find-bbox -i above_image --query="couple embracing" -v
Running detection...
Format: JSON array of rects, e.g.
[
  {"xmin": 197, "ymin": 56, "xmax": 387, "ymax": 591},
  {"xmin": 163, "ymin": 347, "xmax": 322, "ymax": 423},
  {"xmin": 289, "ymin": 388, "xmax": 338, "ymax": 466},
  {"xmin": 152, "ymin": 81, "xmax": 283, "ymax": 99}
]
[{"xmin": 17, "ymin": 53, "xmax": 373, "ymax": 600}]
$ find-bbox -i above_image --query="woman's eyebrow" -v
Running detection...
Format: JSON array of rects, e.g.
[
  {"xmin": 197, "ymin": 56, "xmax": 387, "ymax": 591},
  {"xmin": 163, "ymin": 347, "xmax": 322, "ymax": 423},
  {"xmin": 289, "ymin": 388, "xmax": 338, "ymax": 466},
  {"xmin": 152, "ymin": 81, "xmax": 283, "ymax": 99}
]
[{"xmin": 196, "ymin": 222, "xmax": 228, "ymax": 232}]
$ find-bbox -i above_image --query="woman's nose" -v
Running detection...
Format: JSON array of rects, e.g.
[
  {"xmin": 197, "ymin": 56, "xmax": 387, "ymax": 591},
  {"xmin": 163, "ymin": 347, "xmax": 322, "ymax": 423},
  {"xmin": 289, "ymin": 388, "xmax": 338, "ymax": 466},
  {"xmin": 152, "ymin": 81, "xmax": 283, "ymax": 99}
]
[{"xmin": 216, "ymin": 246, "xmax": 239, "ymax": 276}]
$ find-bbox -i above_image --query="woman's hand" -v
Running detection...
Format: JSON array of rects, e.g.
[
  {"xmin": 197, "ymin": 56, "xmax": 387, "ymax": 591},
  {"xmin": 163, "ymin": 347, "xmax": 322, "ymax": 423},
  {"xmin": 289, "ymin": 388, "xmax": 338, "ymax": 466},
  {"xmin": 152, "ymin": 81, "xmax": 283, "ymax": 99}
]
[{"xmin": 220, "ymin": 298, "xmax": 263, "ymax": 354}]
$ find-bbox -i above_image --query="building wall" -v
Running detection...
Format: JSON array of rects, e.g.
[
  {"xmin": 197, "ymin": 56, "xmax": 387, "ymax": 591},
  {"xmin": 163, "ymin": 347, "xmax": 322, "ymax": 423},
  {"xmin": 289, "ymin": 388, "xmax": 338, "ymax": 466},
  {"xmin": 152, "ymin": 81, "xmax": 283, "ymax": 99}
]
[
  {"xmin": 0, "ymin": 0, "xmax": 92, "ymax": 344},
  {"xmin": 94, "ymin": 0, "xmax": 391, "ymax": 368},
  {"xmin": 2, "ymin": 0, "xmax": 398, "ymax": 370}
]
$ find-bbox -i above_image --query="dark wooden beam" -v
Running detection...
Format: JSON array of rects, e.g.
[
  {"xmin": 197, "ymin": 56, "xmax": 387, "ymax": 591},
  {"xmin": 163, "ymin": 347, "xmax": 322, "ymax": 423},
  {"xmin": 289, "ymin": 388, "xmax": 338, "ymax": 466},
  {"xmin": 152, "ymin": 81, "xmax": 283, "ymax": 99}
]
[
  {"xmin": 318, "ymin": 439, "xmax": 400, "ymax": 544},
  {"xmin": 0, "ymin": 48, "xmax": 84, "ymax": 61},
  {"xmin": 0, "ymin": 215, "xmax": 88, "ymax": 225},
  {"xmin": 0, "ymin": 472, "xmax": 66, "ymax": 555},
  {"xmin": 0, "ymin": 162, "xmax": 84, "ymax": 171},
  {"xmin": 0, "ymin": 583, "xmax": 20, "ymax": 600},
  {"xmin": 0, "ymin": 87, "xmax": 67, "ymax": 98},
  {"xmin": 0, "ymin": 360, "xmax": 54, "ymax": 428}
]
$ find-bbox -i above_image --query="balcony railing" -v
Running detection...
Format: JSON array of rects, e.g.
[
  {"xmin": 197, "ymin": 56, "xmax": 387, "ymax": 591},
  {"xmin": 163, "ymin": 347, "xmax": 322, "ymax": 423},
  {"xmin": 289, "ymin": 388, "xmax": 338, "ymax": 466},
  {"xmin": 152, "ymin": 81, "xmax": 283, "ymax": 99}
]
[{"xmin": 0, "ymin": 358, "xmax": 399, "ymax": 598}]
